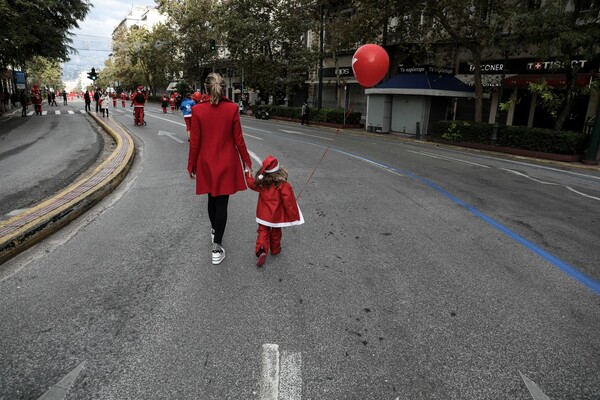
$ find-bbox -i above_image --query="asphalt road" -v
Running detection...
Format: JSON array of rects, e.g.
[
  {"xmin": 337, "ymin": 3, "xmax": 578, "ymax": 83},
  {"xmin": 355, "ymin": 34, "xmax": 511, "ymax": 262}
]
[
  {"xmin": 0, "ymin": 100, "xmax": 599, "ymax": 399},
  {"xmin": 0, "ymin": 102, "xmax": 106, "ymax": 220}
]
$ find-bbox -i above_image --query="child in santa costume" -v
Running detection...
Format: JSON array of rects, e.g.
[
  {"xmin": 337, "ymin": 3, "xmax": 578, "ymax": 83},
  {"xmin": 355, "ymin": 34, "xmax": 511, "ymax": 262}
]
[{"xmin": 245, "ymin": 155, "xmax": 304, "ymax": 266}]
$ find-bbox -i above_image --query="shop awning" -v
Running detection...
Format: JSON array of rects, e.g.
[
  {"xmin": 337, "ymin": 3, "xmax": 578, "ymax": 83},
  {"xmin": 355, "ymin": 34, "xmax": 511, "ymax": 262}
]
[
  {"xmin": 365, "ymin": 73, "xmax": 475, "ymax": 97},
  {"xmin": 503, "ymin": 73, "xmax": 596, "ymax": 88}
]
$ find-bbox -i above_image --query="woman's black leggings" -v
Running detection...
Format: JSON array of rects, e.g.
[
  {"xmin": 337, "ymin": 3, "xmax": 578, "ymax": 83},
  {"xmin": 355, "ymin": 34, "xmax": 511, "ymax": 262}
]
[{"xmin": 208, "ymin": 194, "xmax": 229, "ymax": 245}]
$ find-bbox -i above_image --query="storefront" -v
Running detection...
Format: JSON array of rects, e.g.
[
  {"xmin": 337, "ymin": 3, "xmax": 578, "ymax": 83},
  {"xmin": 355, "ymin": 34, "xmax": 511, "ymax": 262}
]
[{"xmin": 457, "ymin": 57, "xmax": 599, "ymax": 132}]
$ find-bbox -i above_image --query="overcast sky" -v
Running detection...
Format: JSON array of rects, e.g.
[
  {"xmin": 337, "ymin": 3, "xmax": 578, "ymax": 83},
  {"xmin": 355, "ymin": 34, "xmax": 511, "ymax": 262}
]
[{"xmin": 63, "ymin": 0, "xmax": 158, "ymax": 81}]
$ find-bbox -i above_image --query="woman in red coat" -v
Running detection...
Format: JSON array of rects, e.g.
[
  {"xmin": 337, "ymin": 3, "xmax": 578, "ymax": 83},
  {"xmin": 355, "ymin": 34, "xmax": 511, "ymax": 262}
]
[{"xmin": 187, "ymin": 72, "xmax": 253, "ymax": 265}]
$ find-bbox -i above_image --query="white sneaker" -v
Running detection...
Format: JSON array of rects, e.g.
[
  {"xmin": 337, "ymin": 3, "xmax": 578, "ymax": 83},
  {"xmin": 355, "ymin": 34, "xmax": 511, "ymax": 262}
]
[
  {"xmin": 211, "ymin": 229, "xmax": 215, "ymax": 243},
  {"xmin": 212, "ymin": 243, "xmax": 225, "ymax": 265}
]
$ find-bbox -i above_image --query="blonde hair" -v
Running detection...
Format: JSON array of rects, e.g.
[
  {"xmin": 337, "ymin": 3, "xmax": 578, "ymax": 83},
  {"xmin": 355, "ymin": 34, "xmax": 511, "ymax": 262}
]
[{"xmin": 204, "ymin": 72, "xmax": 226, "ymax": 105}]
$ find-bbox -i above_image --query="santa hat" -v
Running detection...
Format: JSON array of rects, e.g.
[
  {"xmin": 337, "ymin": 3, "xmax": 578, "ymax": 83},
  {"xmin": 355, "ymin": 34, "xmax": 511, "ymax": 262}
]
[{"xmin": 258, "ymin": 155, "xmax": 279, "ymax": 179}]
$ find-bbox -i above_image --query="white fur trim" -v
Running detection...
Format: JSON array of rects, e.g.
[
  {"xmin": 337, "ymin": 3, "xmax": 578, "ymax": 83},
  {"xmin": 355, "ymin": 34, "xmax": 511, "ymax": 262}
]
[{"xmin": 255, "ymin": 207, "xmax": 304, "ymax": 228}]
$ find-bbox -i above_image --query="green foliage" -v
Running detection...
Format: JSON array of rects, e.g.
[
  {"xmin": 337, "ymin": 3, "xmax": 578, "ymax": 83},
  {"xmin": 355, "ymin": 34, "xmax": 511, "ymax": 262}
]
[
  {"xmin": 430, "ymin": 120, "xmax": 589, "ymax": 155},
  {"xmin": 528, "ymin": 81, "xmax": 564, "ymax": 119},
  {"xmin": 251, "ymin": 104, "xmax": 361, "ymax": 125},
  {"xmin": 0, "ymin": 0, "xmax": 90, "ymax": 69}
]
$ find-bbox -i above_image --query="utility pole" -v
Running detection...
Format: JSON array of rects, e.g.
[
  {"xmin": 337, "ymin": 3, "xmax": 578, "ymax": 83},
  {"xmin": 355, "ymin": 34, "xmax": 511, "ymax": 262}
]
[
  {"xmin": 317, "ymin": 4, "xmax": 324, "ymax": 110},
  {"xmin": 583, "ymin": 105, "xmax": 600, "ymax": 165}
]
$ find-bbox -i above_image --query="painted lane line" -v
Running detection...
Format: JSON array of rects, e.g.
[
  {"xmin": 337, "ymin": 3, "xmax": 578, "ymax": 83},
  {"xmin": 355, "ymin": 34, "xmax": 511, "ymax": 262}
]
[
  {"xmin": 249, "ymin": 150, "xmax": 263, "ymax": 164},
  {"xmin": 519, "ymin": 371, "xmax": 551, "ymax": 400},
  {"xmin": 55, "ymin": 110, "xmax": 61, "ymax": 115},
  {"xmin": 329, "ymin": 148, "xmax": 600, "ymax": 296},
  {"xmin": 260, "ymin": 344, "xmax": 279, "ymax": 400},
  {"xmin": 68, "ymin": 110, "xmax": 74, "ymax": 115},
  {"xmin": 245, "ymin": 133, "xmax": 264, "ymax": 141},
  {"xmin": 279, "ymin": 351, "xmax": 302, "ymax": 400},
  {"xmin": 407, "ymin": 150, "xmax": 490, "ymax": 168},
  {"xmin": 280, "ymin": 129, "xmax": 335, "ymax": 141},
  {"xmin": 146, "ymin": 113, "xmax": 186, "ymax": 126},
  {"xmin": 502, "ymin": 168, "xmax": 600, "ymax": 202},
  {"xmin": 38, "ymin": 361, "xmax": 86, "ymax": 400},
  {"xmin": 244, "ymin": 126, "xmax": 273, "ymax": 134}
]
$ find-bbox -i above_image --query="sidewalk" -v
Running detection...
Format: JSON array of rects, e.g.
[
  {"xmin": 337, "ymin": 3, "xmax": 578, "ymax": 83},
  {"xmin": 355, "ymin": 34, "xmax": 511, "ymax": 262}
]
[{"xmin": 0, "ymin": 112, "xmax": 135, "ymax": 265}]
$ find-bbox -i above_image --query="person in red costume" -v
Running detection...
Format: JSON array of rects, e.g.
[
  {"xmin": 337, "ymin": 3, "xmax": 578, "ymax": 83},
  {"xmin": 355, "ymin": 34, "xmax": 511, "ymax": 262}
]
[
  {"xmin": 120, "ymin": 91, "xmax": 127, "ymax": 107},
  {"xmin": 187, "ymin": 73, "xmax": 253, "ymax": 265},
  {"xmin": 245, "ymin": 155, "xmax": 304, "ymax": 266},
  {"xmin": 130, "ymin": 86, "xmax": 146, "ymax": 125}
]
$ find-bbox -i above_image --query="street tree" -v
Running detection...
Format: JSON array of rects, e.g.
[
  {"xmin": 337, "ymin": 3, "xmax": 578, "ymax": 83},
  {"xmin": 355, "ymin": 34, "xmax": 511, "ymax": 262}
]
[
  {"xmin": 511, "ymin": 0, "xmax": 600, "ymax": 131},
  {"xmin": 0, "ymin": 0, "xmax": 90, "ymax": 70},
  {"xmin": 27, "ymin": 57, "xmax": 64, "ymax": 91},
  {"xmin": 156, "ymin": 0, "xmax": 216, "ymax": 87},
  {"xmin": 216, "ymin": 0, "xmax": 316, "ymax": 104},
  {"xmin": 423, "ymin": 0, "xmax": 519, "ymax": 123}
]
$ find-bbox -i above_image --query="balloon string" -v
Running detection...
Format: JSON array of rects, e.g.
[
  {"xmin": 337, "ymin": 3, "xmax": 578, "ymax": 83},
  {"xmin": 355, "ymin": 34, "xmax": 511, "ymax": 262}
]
[{"xmin": 295, "ymin": 101, "xmax": 355, "ymax": 201}]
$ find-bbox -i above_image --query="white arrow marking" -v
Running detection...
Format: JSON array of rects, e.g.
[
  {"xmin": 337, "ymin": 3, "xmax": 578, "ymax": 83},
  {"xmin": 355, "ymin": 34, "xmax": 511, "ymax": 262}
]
[
  {"xmin": 158, "ymin": 130, "xmax": 184, "ymax": 143},
  {"xmin": 38, "ymin": 361, "xmax": 86, "ymax": 400},
  {"xmin": 519, "ymin": 371, "xmax": 551, "ymax": 400}
]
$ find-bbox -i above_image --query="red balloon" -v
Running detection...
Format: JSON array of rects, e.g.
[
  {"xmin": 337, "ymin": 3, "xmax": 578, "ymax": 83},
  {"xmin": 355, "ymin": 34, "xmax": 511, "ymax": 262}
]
[{"xmin": 352, "ymin": 44, "xmax": 390, "ymax": 88}]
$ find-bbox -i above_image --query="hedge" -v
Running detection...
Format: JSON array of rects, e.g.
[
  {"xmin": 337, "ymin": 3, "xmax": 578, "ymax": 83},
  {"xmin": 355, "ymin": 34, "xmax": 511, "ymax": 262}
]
[
  {"xmin": 251, "ymin": 105, "xmax": 361, "ymax": 125},
  {"xmin": 429, "ymin": 120, "xmax": 589, "ymax": 155}
]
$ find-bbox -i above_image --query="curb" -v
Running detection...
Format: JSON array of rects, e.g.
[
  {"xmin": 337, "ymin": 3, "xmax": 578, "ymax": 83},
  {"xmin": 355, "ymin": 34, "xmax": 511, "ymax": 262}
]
[{"xmin": 0, "ymin": 112, "xmax": 135, "ymax": 265}]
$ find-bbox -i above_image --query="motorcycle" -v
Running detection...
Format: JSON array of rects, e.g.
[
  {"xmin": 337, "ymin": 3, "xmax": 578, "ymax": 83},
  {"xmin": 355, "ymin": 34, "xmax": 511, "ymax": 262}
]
[{"xmin": 254, "ymin": 106, "xmax": 270, "ymax": 120}]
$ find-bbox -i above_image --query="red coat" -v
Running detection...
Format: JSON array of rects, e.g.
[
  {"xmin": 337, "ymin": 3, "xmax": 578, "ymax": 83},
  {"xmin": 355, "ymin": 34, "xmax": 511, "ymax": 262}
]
[
  {"xmin": 245, "ymin": 175, "xmax": 304, "ymax": 227},
  {"xmin": 187, "ymin": 98, "xmax": 252, "ymax": 196}
]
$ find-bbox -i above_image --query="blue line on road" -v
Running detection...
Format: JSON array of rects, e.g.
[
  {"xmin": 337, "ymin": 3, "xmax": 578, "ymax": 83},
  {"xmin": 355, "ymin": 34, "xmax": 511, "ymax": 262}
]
[{"xmin": 333, "ymin": 148, "xmax": 600, "ymax": 296}]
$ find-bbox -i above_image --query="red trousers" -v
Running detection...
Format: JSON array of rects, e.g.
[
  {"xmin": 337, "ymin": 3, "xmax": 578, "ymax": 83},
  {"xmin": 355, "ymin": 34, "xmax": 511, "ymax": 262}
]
[
  {"xmin": 134, "ymin": 107, "xmax": 144, "ymax": 124},
  {"xmin": 256, "ymin": 224, "xmax": 282, "ymax": 255}
]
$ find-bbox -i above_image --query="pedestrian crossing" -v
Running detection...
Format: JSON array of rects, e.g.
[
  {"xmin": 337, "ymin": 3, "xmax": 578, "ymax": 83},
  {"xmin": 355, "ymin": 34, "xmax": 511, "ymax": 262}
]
[
  {"xmin": 24, "ymin": 108, "xmax": 132, "ymax": 117},
  {"xmin": 27, "ymin": 110, "xmax": 84, "ymax": 116}
]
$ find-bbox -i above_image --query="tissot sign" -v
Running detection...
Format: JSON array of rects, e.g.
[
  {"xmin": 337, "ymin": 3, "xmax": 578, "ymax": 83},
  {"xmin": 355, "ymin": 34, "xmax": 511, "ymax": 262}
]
[{"xmin": 458, "ymin": 57, "xmax": 597, "ymax": 75}]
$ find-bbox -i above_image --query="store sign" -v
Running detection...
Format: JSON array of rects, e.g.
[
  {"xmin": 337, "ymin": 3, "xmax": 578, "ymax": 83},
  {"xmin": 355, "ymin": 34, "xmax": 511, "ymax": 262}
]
[
  {"xmin": 13, "ymin": 71, "xmax": 26, "ymax": 89},
  {"xmin": 526, "ymin": 59, "xmax": 588, "ymax": 71},
  {"xmin": 322, "ymin": 67, "xmax": 353, "ymax": 78},
  {"xmin": 397, "ymin": 65, "xmax": 453, "ymax": 75},
  {"xmin": 459, "ymin": 57, "xmax": 597, "ymax": 75}
]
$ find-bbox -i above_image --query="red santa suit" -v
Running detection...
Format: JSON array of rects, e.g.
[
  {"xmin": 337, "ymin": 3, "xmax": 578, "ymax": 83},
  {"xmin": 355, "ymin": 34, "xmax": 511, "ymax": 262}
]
[
  {"xmin": 187, "ymin": 97, "xmax": 252, "ymax": 196},
  {"xmin": 120, "ymin": 92, "xmax": 127, "ymax": 107},
  {"xmin": 131, "ymin": 87, "xmax": 146, "ymax": 125},
  {"xmin": 245, "ymin": 155, "xmax": 304, "ymax": 259}
]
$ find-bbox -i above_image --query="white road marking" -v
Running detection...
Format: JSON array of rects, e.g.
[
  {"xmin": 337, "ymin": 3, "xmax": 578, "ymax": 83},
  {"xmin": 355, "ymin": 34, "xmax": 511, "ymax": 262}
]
[
  {"xmin": 146, "ymin": 113, "xmax": 186, "ymax": 126},
  {"xmin": 519, "ymin": 371, "xmax": 551, "ymax": 400},
  {"xmin": 501, "ymin": 168, "xmax": 600, "ymax": 201},
  {"xmin": 157, "ymin": 130, "xmax": 184, "ymax": 143},
  {"xmin": 55, "ymin": 110, "xmax": 61, "ymax": 115},
  {"xmin": 260, "ymin": 344, "xmax": 279, "ymax": 400},
  {"xmin": 244, "ymin": 126, "xmax": 272, "ymax": 134},
  {"xmin": 249, "ymin": 150, "xmax": 263, "ymax": 164},
  {"xmin": 280, "ymin": 129, "xmax": 335, "ymax": 141},
  {"xmin": 245, "ymin": 133, "xmax": 264, "ymax": 140},
  {"xmin": 407, "ymin": 150, "xmax": 490, "ymax": 168},
  {"xmin": 68, "ymin": 110, "xmax": 74, "ymax": 114},
  {"xmin": 38, "ymin": 361, "xmax": 86, "ymax": 400},
  {"xmin": 279, "ymin": 351, "xmax": 302, "ymax": 400}
]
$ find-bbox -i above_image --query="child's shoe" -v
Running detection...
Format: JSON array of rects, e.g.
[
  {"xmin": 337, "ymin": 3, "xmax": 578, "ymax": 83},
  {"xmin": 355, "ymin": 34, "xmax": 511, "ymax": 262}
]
[
  {"xmin": 256, "ymin": 247, "xmax": 267, "ymax": 266},
  {"xmin": 212, "ymin": 243, "xmax": 225, "ymax": 265}
]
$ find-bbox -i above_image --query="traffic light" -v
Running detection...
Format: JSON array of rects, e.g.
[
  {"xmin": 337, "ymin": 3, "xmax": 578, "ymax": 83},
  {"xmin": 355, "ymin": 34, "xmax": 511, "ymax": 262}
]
[
  {"xmin": 209, "ymin": 39, "xmax": 216, "ymax": 51},
  {"xmin": 87, "ymin": 67, "xmax": 98, "ymax": 81}
]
